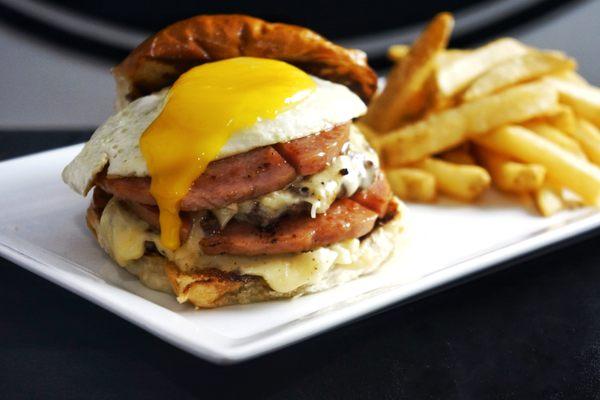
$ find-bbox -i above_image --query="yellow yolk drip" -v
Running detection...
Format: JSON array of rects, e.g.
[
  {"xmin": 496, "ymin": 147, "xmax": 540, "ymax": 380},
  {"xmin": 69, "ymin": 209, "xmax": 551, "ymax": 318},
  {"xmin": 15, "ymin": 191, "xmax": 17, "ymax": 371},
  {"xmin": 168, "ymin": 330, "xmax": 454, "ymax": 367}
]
[{"xmin": 140, "ymin": 57, "xmax": 316, "ymax": 250}]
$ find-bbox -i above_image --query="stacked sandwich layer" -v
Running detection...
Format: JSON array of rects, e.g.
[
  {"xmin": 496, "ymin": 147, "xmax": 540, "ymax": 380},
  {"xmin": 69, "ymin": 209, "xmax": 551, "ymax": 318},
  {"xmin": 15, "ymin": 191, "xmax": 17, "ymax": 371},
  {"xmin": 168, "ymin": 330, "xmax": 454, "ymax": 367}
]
[
  {"xmin": 65, "ymin": 86, "xmax": 401, "ymax": 306},
  {"xmin": 62, "ymin": 14, "xmax": 404, "ymax": 308}
]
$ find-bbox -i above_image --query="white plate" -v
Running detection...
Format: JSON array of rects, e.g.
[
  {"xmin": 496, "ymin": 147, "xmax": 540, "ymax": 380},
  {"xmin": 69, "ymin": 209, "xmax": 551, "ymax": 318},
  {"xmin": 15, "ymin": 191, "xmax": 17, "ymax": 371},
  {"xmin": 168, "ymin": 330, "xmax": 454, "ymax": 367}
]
[{"xmin": 1, "ymin": 145, "xmax": 599, "ymax": 364}]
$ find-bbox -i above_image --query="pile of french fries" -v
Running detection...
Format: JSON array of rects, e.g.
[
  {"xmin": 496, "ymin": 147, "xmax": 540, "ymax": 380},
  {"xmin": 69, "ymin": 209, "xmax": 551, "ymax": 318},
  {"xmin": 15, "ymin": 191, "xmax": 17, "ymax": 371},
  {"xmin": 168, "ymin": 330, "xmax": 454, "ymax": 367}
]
[{"xmin": 359, "ymin": 13, "xmax": 600, "ymax": 216}]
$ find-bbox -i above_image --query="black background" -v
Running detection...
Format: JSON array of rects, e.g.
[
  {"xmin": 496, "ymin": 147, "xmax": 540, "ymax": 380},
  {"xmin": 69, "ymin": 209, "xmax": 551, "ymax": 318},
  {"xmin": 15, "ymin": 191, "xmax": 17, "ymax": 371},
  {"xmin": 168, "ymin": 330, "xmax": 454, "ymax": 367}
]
[
  {"xmin": 1, "ymin": 133, "xmax": 600, "ymax": 399},
  {"xmin": 41, "ymin": 0, "xmax": 488, "ymax": 39}
]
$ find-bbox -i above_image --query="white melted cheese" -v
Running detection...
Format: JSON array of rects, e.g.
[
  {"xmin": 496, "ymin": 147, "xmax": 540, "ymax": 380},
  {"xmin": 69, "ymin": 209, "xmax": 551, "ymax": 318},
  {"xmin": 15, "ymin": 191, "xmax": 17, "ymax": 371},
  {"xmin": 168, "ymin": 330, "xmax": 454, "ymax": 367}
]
[
  {"xmin": 213, "ymin": 125, "xmax": 379, "ymax": 226},
  {"xmin": 98, "ymin": 198, "xmax": 368, "ymax": 293},
  {"xmin": 97, "ymin": 197, "xmax": 150, "ymax": 266},
  {"xmin": 62, "ymin": 76, "xmax": 366, "ymax": 195}
]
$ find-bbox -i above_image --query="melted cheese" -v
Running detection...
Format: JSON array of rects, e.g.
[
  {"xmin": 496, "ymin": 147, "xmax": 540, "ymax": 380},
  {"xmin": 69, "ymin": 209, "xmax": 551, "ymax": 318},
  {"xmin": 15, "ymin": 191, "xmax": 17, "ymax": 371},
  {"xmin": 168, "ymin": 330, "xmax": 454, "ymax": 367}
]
[
  {"xmin": 97, "ymin": 198, "xmax": 150, "ymax": 266},
  {"xmin": 213, "ymin": 125, "xmax": 379, "ymax": 226},
  {"xmin": 97, "ymin": 199, "xmax": 367, "ymax": 293}
]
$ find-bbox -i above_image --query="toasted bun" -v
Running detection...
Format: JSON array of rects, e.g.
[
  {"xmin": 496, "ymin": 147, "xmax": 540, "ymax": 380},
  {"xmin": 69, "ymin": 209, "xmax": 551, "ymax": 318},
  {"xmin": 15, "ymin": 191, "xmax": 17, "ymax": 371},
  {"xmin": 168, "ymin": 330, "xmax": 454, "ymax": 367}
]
[
  {"xmin": 86, "ymin": 199, "xmax": 405, "ymax": 308},
  {"xmin": 113, "ymin": 14, "xmax": 377, "ymax": 108}
]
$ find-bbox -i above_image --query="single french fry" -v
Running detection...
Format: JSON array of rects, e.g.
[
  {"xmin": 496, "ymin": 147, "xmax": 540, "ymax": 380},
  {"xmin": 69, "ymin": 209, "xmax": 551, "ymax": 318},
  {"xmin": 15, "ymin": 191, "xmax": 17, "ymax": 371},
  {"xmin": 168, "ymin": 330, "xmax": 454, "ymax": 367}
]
[
  {"xmin": 545, "ymin": 77, "xmax": 600, "ymax": 126},
  {"xmin": 428, "ymin": 50, "xmax": 470, "ymax": 112},
  {"xmin": 523, "ymin": 121, "xmax": 587, "ymax": 158},
  {"xmin": 439, "ymin": 144, "xmax": 476, "ymax": 165},
  {"xmin": 413, "ymin": 158, "xmax": 490, "ymax": 201},
  {"xmin": 474, "ymin": 145, "xmax": 546, "ymax": 193},
  {"xmin": 571, "ymin": 119, "xmax": 600, "ymax": 165},
  {"xmin": 534, "ymin": 186, "xmax": 564, "ymax": 216},
  {"xmin": 474, "ymin": 125, "xmax": 600, "ymax": 205},
  {"xmin": 559, "ymin": 187, "xmax": 585, "ymax": 208},
  {"xmin": 545, "ymin": 105, "xmax": 577, "ymax": 135},
  {"xmin": 435, "ymin": 38, "xmax": 529, "ymax": 97},
  {"xmin": 551, "ymin": 70, "xmax": 589, "ymax": 86},
  {"xmin": 386, "ymin": 168, "xmax": 437, "ymax": 202},
  {"xmin": 387, "ymin": 44, "xmax": 410, "ymax": 62},
  {"xmin": 363, "ymin": 13, "xmax": 454, "ymax": 132},
  {"xmin": 435, "ymin": 49, "xmax": 468, "ymax": 67},
  {"xmin": 378, "ymin": 82, "xmax": 559, "ymax": 165},
  {"xmin": 462, "ymin": 51, "xmax": 576, "ymax": 101}
]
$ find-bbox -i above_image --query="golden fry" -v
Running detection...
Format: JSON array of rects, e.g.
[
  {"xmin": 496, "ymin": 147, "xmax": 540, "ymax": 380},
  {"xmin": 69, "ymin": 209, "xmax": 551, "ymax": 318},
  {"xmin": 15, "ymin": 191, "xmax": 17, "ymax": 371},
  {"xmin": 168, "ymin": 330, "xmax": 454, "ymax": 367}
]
[
  {"xmin": 534, "ymin": 186, "xmax": 564, "ymax": 216},
  {"xmin": 387, "ymin": 44, "xmax": 410, "ymax": 62},
  {"xmin": 435, "ymin": 38, "xmax": 529, "ymax": 98},
  {"xmin": 378, "ymin": 82, "xmax": 559, "ymax": 165},
  {"xmin": 524, "ymin": 121, "xmax": 586, "ymax": 158},
  {"xmin": 551, "ymin": 70, "xmax": 589, "ymax": 86},
  {"xmin": 545, "ymin": 105, "xmax": 577, "ymax": 135},
  {"xmin": 545, "ymin": 77, "xmax": 600, "ymax": 126},
  {"xmin": 462, "ymin": 51, "xmax": 575, "ymax": 101},
  {"xmin": 558, "ymin": 186, "xmax": 585, "ymax": 208},
  {"xmin": 474, "ymin": 125, "xmax": 600, "ymax": 206},
  {"xmin": 571, "ymin": 119, "xmax": 600, "ymax": 165},
  {"xmin": 435, "ymin": 49, "xmax": 468, "ymax": 67},
  {"xmin": 439, "ymin": 145, "xmax": 476, "ymax": 165},
  {"xmin": 386, "ymin": 168, "xmax": 437, "ymax": 202},
  {"xmin": 413, "ymin": 158, "xmax": 490, "ymax": 201},
  {"xmin": 474, "ymin": 145, "xmax": 546, "ymax": 193},
  {"xmin": 363, "ymin": 12, "xmax": 454, "ymax": 132}
]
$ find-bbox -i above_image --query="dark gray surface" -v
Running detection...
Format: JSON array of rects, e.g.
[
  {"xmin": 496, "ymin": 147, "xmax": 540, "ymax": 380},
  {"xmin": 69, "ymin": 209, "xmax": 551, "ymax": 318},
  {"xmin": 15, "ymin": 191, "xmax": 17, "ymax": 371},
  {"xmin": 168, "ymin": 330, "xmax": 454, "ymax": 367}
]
[{"xmin": 1, "ymin": 134, "xmax": 600, "ymax": 399}]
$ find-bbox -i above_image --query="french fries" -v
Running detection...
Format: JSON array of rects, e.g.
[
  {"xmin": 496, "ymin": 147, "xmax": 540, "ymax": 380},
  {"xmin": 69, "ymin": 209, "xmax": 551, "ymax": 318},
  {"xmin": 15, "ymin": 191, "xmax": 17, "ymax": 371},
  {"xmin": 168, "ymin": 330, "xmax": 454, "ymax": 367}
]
[
  {"xmin": 462, "ymin": 51, "xmax": 575, "ymax": 101},
  {"xmin": 439, "ymin": 145, "xmax": 476, "ymax": 165},
  {"xmin": 435, "ymin": 49, "xmax": 468, "ymax": 67},
  {"xmin": 378, "ymin": 82, "xmax": 559, "ymax": 165},
  {"xmin": 545, "ymin": 105, "xmax": 577, "ymax": 135},
  {"xmin": 435, "ymin": 38, "xmax": 529, "ymax": 97},
  {"xmin": 571, "ymin": 119, "xmax": 600, "ymax": 165},
  {"xmin": 413, "ymin": 158, "xmax": 490, "ymax": 201},
  {"xmin": 534, "ymin": 186, "xmax": 564, "ymax": 216},
  {"xmin": 387, "ymin": 44, "xmax": 410, "ymax": 62},
  {"xmin": 474, "ymin": 146, "xmax": 546, "ymax": 193},
  {"xmin": 359, "ymin": 13, "xmax": 600, "ymax": 215},
  {"xmin": 552, "ymin": 70, "xmax": 588, "ymax": 86},
  {"xmin": 363, "ymin": 13, "xmax": 454, "ymax": 132},
  {"xmin": 545, "ymin": 77, "xmax": 600, "ymax": 126},
  {"xmin": 386, "ymin": 168, "xmax": 437, "ymax": 202},
  {"xmin": 474, "ymin": 125, "xmax": 600, "ymax": 206},
  {"xmin": 523, "ymin": 121, "xmax": 586, "ymax": 158}
]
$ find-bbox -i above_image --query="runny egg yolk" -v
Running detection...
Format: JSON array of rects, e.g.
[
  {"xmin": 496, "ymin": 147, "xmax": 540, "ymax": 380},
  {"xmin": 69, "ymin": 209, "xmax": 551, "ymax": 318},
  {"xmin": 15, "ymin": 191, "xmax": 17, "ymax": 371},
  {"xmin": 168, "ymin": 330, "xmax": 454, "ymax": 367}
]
[{"xmin": 140, "ymin": 57, "xmax": 317, "ymax": 250}]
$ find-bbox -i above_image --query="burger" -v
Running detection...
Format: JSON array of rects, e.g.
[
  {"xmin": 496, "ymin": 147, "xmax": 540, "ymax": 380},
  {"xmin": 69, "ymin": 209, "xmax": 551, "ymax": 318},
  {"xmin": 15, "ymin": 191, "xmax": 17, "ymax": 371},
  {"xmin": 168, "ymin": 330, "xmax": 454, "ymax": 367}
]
[{"xmin": 62, "ymin": 14, "xmax": 405, "ymax": 308}]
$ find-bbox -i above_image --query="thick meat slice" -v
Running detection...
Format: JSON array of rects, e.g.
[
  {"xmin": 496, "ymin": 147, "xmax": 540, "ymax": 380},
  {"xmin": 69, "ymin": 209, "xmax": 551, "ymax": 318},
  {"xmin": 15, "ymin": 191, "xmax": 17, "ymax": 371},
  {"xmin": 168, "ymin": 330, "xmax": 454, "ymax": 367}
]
[
  {"xmin": 97, "ymin": 146, "xmax": 296, "ymax": 211},
  {"xmin": 201, "ymin": 198, "xmax": 378, "ymax": 256},
  {"xmin": 275, "ymin": 124, "xmax": 349, "ymax": 176},
  {"xmin": 92, "ymin": 186, "xmax": 112, "ymax": 210},
  {"xmin": 351, "ymin": 172, "xmax": 393, "ymax": 217},
  {"xmin": 97, "ymin": 126, "xmax": 349, "ymax": 211}
]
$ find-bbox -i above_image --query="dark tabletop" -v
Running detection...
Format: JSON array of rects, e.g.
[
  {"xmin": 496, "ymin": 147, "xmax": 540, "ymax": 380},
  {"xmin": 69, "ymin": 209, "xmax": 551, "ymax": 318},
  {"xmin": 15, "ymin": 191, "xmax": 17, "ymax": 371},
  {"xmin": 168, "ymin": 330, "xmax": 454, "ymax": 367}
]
[{"xmin": 1, "ymin": 132, "xmax": 600, "ymax": 400}]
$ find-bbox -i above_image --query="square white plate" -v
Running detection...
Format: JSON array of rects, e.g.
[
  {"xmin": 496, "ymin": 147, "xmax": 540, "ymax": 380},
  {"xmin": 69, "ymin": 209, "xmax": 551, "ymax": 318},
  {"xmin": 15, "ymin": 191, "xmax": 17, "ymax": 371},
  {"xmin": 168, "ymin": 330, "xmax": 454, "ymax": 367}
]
[{"xmin": 1, "ymin": 145, "xmax": 599, "ymax": 364}]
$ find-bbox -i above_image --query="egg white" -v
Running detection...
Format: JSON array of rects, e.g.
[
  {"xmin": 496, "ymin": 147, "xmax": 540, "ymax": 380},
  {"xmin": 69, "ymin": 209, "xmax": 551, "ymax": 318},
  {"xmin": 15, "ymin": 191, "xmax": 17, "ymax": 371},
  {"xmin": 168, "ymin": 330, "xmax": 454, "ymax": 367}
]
[{"xmin": 63, "ymin": 76, "xmax": 367, "ymax": 195}]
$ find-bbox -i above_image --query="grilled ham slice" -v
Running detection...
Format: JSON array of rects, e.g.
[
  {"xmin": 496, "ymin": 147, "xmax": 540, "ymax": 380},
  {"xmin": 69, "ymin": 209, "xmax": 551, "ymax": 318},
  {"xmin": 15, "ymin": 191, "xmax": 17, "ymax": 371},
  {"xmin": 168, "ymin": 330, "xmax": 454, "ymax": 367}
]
[
  {"xmin": 96, "ymin": 124, "xmax": 349, "ymax": 211},
  {"xmin": 200, "ymin": 198, "xmax": 378, "ymax": 256},
  {"xmin": 93, "ymin": 170, "xmax": 392, "ymax": 256}
]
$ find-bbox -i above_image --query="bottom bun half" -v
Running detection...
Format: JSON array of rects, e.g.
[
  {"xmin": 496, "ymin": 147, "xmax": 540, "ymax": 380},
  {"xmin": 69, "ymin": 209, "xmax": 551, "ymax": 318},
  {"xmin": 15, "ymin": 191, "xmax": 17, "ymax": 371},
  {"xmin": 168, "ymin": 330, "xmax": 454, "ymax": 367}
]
[{"xmin": 87, "ymin": 198, "xmax": 406, "ymax": 308}]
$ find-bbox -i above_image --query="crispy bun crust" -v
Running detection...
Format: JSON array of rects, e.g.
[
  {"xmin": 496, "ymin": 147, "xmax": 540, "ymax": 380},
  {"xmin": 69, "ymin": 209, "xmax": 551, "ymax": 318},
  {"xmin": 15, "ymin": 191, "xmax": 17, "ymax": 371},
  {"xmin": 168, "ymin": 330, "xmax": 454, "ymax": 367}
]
[
  {"xmin": 113, "ymin": 14, "xmax": 377, "ymax": 107},
  {"xmin": 86, "ymin": 199, "xmax": 405, "ymax": 308}
]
